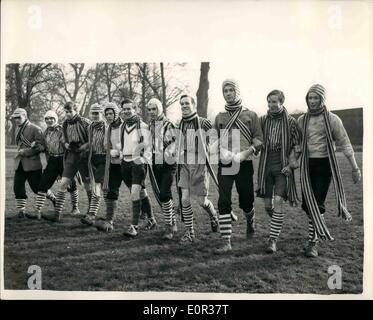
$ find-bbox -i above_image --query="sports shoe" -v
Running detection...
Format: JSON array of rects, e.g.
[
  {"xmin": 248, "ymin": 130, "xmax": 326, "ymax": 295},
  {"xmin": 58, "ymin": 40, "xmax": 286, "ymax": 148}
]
[
  {"xmin": 95, "ymin": 220, "xmax": 114, "ymax": 232},
  {"xmin": 123, "ymin": 224, "xmax": 138, "ymax": 238},
  {"xmin": 265, "ymin": 239, "xmax": 277, "ymax": 253},
  {"xmin": 80, "ymin": 214, "xmax": 95, "ymax": 226},
  {"xmin": 42, "ymin": 212, "xmax": 61, "ymax": 222},
  {"xmin": 162, "ymin": 224, "xmax": 174, "ymax": 240},
  {"xmin": 304, "ymin": 241, "xmax": 318, "ymax": 257},
  {"xmin": 71, "ymin": 207, "xmax": 81, "ymax": 215},
  {"xmin": 210, "ymin": 217, "xmax": 219, "ymax": 233},
  {"xmin": 25, "ymin": 211, "xmax": 41, "ymax": 220},
  {"xmin": 17, "ymin": 211, "xmax": 26, "ymax": 218},
  {"xmin": 179, "ymin": 229, "xmax": 195, "ymax": 244},
  {"xmin": 144, "ymin": 218, "xmax": 157, "ymax": 230},
  {"xmin": 215, "ymin": 238, "xmax": 232, "ymax": 254}
]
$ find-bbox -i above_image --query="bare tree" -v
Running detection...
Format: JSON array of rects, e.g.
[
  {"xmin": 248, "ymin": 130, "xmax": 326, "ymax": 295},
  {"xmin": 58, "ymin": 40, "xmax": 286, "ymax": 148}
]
[{"xmin": 196, "ymin": 62, "xmax": 210, "ymax": 118}]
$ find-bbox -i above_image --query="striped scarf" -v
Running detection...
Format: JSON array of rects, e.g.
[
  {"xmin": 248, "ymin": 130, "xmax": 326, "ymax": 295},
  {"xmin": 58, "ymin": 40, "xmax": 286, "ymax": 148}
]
[
  {"xmin": 44, "ymin": 124, "xmax": 64, "ymax": 155},
  {"xmin": 88, "ymin": 121, "xmax": 106, "ymax": 195},
  {"xmin": 221, "ymin": 101, "xmax": 252, "ymax": 144},
  {"xmin": 62, "ymin": 114, "xmax": 88, "ymax": 145},
  {"xmin": 257, "ymin": 107, "xmax": 300, "ymax": 206},
  {"xmin": 148, "ymin": 113, "xmax": 176, "ymax": 207},
  {"xmin": 176, "ymin": 112, "xmax": 218, "ymax": 220},
  {"xmin": 15, "ymin": 120, "xmax": 32, "ymax": 148},
  {"xmin": 103, "ymin": 118, "xmax": 122, "ymax": 191},
  {"xmin": 300, "ymin": 106, "xmax": 350, "ymax": 241}
]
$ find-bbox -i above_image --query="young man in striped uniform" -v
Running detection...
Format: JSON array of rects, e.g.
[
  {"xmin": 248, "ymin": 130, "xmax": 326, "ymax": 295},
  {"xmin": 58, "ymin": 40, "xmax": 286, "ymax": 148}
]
[
  {"xmin": 176, "ymin": 94, "xmax": 219, "ymax": 244},
  {"xmin": 11, "ymin": 108, "xmax": 55, "ymax": 218},
  {"xmin": 213, "ymin": 79, "xmax": 263, "ymax": 252},
  {"xmin": 95, "ymin": 102, "xmax": 123, "ymax": 232},
  {"xmin": 298, "ymin": 84, "xmax": 361, "ymax": 257},
  {"xmin": 80, "ymin": 103, "xmax": 107, "ymax": 226},
  {"xmin": 42, "ymin": 102, "xmax": 91, "ymax": 222},
  {"xmin": 120, "ymin": 98, "xmax": 155, "ymax": 238},
  {"xmin": 26, "ymin": 110, "xmax": 80, "ymax": 219},
  {"xmin": 147, "ymin": 98, "xmax": 178, "ymax": 239},
  {"xmin": 257, "ymin": 90, "xmax": 302, "ymax": 253}
]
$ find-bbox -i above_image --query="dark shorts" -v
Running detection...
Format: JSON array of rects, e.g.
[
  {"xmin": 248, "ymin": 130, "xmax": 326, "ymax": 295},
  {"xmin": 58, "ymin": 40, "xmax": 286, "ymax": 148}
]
[
  {"xmin": 62, "ymin": 151, "xmax": 89, "ymax": 183},
  {"xmin": 106, "ymin": 163, "xmax": 122, "ymax": 200},
  {"xmin": 14, "ymin": 163, "xmax": 42, "ymax": 199},
  {"xmin": 90, "ymin": 154, "xmax": 106, "ymax": 184},
  {"xmin": 39, "ymin": 156, "xmax": 77, "ymax": 192},
  {"xmin": 264, "ymin": 151, "xmax": 287, "ymax": 198},
  {"xmin": 121, "ymin": 160, "xmax": 147, "ymax": 189},
  {"xmin": 153, "ymin": 163, "xmax": 176, "ymax": 202}
]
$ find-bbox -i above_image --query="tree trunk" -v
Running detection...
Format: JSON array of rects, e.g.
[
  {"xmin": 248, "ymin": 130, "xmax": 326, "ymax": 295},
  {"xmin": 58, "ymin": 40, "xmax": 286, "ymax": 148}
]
[
  {"xmin": 196, "ymin": 62, "xmax": 210, "ymax": 118},
  {"xmin": 141, "ymin": 63, "xmax": 147, "ymax": 121},
  {"xmin": 160, "ymin": 63, "xmax": 167, "ymax": 115},
  {"xmin": 127, "ymin": 63, "xmax": 133, "ymax": 98}
]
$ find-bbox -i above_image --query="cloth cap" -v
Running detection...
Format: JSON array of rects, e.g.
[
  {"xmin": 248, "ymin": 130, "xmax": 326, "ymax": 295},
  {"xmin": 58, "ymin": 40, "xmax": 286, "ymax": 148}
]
[{"xmin": 11, "ymin": 108, "xmax": 27, "ymax": 118}]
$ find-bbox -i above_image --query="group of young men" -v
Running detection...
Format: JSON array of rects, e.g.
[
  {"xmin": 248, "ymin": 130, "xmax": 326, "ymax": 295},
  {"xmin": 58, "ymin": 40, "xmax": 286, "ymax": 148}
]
[{"xmin": 11, "ymin": 80, "xmax": 361, "ymax": 257}]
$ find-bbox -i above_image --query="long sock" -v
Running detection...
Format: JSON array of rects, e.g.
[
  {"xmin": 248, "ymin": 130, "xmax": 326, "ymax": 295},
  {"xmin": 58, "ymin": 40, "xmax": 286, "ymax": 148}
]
[
  {"xmin": 182, "ymin": 204, "xmax": 194, "ymax": 235},
  {"xmin": 308, "ymin": 219, "xmax": 316, "ymax": 242},
  {"xmin": 141, "ymin": 196, "xmax": 154, "ymax": 219},
  {"xmin": 16, "ymin": 199, "xmax": 27, "ymax": 213},
  {"xmin": 55, "ymin": 191, "xmax": 67, "ymax": 215},
  {"xmin": 88, "ymin": 195, "xmax": 100, "ymax": 216},
  {"xmin": 269, "ymin": 211, "xmax": 284, "ymax": 241},
  {"xmin": 161, "ymin": 200, "xmax": 173, "ymax": 225},
  {"xmin": 219, "ymin": 213, "xmax": 232, "ymax": 240},
  {"xmin": 201, "ymin": 199, "xmax": 217, "ymax": 220},
  {"xmin": 46, "ymin": 190, "xmax": 56, "ymax": 202},
  {"xmin": 132, "ymin": 199, "xmax": 141, "ymax": 226},
  {"xmin": 106, "ymin": 198, "xmax": 117, "ymax": 222},
  {"xmin": 70, "ymin": 189, "xmax": 79, "ymax": 209},
  {"xmin": 35, "ymin": 192, "xmax": 47, "ymax": 212}
]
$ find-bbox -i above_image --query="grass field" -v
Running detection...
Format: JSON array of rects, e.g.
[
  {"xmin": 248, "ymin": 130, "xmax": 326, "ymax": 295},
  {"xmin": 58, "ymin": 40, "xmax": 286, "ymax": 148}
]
[{"xmin": 3, "ymin": 151, "xmax": 363, "ymax": 294}]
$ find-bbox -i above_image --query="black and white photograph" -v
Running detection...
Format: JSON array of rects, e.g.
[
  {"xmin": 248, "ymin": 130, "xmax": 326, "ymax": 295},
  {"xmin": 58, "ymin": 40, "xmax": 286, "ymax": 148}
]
[{"xmin": 0, "ymin": 0, "xmax": 371, "ymax": 299}]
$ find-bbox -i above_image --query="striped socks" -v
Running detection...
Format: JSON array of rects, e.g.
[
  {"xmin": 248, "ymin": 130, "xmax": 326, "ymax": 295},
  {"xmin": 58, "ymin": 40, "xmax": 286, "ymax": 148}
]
[
  {"xmin": 55, "ymin": 191, "xmax": 67, "ymax": 215},
  {"xmin": 269, "ymin": 211, "xmax": 284, "ymax": 241},
  {"xmin": 141, "ymin": 196, "xmax": 154, "ymax": 219},
  {"xmin": 16, "ymin": 198, "xmax": 27, "ymax": 213},
  {"xmin": 132, "ymin": 199, "xmax": 142, "ymax": 226},
  {"xmin": 308, "ymin": 219, "xmax": 316, "ymax": 242},
  {"xmin": 70, "ymin": 189, "xmax": 79, "ymax": 209},
  {"xmin": 219, "ymin": 213, "xmax": 232, "ymax": 240},
  {"xmin": 182, "ymin": 204, "xmax": 194, "ymax": 235},
  {"xmin": 88, "ymin": 195, "xmax": 100, "ymax": 216},
  {"xmin": 162, "ymin": 200, "xmax": 173, "ymax": 225},
  {"xmin": 35, "ymin": 192, "xmax": 47, "ymax": 212},
  {"xmin": 105, "ymin": 198, "xmax": 117, "ymax": 222}
]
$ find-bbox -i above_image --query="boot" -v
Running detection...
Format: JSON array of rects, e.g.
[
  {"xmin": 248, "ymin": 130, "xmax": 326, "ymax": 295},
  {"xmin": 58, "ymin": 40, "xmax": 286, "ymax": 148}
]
[
  {"xmin": 123, "ymin": 224, "xmax": 138, "ymax": 238},
  {"xmin": 25, "ymin": 211, "xmax": 41, "ymax": 220},
  {"xmin": 42, "ymin": 212, "xmax": 62, "ymax": 222},
  {"xmin": 162, "ymin": 224, "xmax": 174, "ymax": 240},
  {"xmin": 266, "ymin": 239, "xmax": 277, "ymax": 253},
  {"xmin": 215, "ymin": 238, "xmax": 232, "ymax": 254},
  {"xmin": 305, "ymin": 241, "xmax": 318, "ymax": 257},
  {"xmin": 80, "ymin": 214, "xmax": 96, "ymax": 226},
  {"xmin": 95, "ymin": 219, "xmax": 114, "ymax": 232}
]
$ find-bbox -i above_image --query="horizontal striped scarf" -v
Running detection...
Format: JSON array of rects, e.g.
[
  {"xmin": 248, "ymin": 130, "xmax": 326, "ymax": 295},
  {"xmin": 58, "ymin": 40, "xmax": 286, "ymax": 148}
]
[
  {"xmin": 257, "ymin": 107, "xmax": 300, "ymax": 206},
  {"xmin": 44, "ymin": 124, "xmax": 64, "ymax": 155},
  {"xmin": 15, "ymin": 119, "xmax": 32, "ymax": 148},
  {"xmin": 222, "ymin": 100, "xmax": 252, "ymax": 145},
  {"xmin": 88, "ymin": 121, "xmax": 106, "ymax": 195},
  {"xmin": 176, "ymin": 112, "xmax": 217, "ymax": 220},
  {"xmin": 103, "ymin": 118, "xmax": 122, "ymax": 191},
  {"xmin": 300, "ymin": 106, "xmax": 350, "ymax": 241}
]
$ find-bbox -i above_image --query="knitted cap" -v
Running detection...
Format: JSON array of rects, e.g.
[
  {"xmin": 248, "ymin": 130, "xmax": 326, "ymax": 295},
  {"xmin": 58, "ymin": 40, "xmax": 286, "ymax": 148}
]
[
  {"xmin": 222, "ymin": 79, "xmax": 241, "ymax": 99},
  {"xmin": 147, "ymin": 98, "xmax": 163, "ymax": 115},
  {"xmin": 306, "ymin": 84, "xmax": 326, "ymax": 106},
  {"xmin": 44, "ymin": 110, "xmax": 58, "ymax": 122},
  {"xmin": 90, "ymin": 103, "xmax": 103, "ymax": 113},
  {"xmin": 103, "ymin": 102, "xmax": 120, "ymax": 120},
  {"xmin": 11, "ymin": 108, "xmax": 27, "ymax": 118}
]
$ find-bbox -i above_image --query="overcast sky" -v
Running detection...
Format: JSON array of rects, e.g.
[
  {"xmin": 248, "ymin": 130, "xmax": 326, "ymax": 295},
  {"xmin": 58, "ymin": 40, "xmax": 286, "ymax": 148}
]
[{"xmin": 2, "ymin": 0, "xmax": 372, "ymax": 123}]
